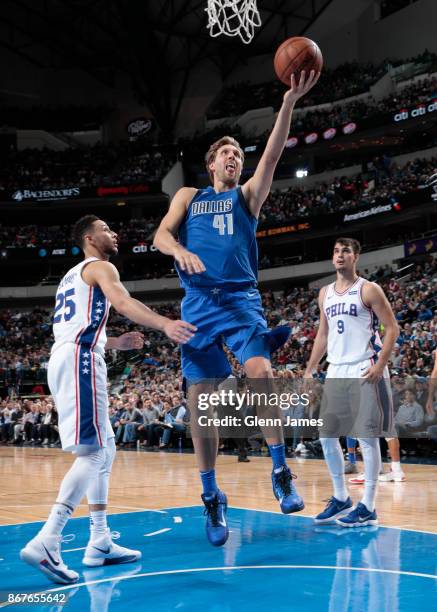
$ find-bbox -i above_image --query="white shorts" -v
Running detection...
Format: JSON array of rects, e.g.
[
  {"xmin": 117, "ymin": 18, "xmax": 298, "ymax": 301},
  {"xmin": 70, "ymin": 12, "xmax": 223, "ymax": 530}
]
[
  {"xmin": 48, "ymin": 343, "xmax": 114, "ymax": 452},
  {"xmin": 320, "ymin": 357, "xmax": 395, "ymax": 438}
]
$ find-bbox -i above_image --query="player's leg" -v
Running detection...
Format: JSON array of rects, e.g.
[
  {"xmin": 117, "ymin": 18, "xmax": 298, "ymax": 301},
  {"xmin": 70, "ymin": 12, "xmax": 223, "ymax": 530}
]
[
  {"xmin": 337, "ymin": 367, "xmax": 387, "ymax": 527},
  {"xmin": 188, "ymin": 380, "xmax": 230, "ymax": 546},
  {"xmin": 83, "ymin": 436, "xmax": 141, "ymax": 566},
  {"xmin": 315, "ymin": 368, "xmax": 352, "ymax": 523},
  {"xmin": 379, "ymin": 437, "xmax": 405, "ymax": 481},
  {"xmin": 243, "ymin": 353, "xmax": 304, "ymax": 514},
  {"xmin": 344, "ymin": 437, "xmax": 358, "ymax": 474},
  {"xmin": 20, "ymin": 445, "xmax": 106, "ymax": 584}
]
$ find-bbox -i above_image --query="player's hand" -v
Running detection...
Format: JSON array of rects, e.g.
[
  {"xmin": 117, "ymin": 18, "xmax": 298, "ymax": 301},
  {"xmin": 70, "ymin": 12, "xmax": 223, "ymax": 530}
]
[
  {"xmin": 173, "ymin": 245, "xmax": 206, "ymax": 275},
  {"xmin": 116, "ymin": 331, "xmax": 145, "ymax": 351},
  {"xmin": 164, "ymin": 319, "xmax": 197, "ymax": 344},
  {"xmin": 361, "ymin": 362, "xmax": 384, "ymax": 383},
  {"xmin": 284, "ymin": 70, "xmax": 320, "ymax": 104}
]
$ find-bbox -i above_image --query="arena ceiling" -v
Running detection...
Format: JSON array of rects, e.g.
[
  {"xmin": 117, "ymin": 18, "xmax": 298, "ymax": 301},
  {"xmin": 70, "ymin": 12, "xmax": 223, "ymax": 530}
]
[{"xmin": 0, "ymin": 0, "xmax": 334, "ymax": 134}]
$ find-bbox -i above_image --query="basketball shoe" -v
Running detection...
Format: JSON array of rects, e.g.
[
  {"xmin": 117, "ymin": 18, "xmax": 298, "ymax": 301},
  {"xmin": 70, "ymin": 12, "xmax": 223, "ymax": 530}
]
[
  {"xmin": 378, "ymin": 470, "xmax": 406, "ymax": 482},
  {"xmin": 201, "ymin": 490, "xmax": 229, "ymax": 547},
  {"xmin": 314, "ymin": 496, "xmax": 353, "ymax": 524},
  {"xmin": 271, "ymin": 466, "xmax": 304, "ymax": 513},
  {"xmin": 344, "ymin": 461, "xmax": 358, "ymax": 474},
  {"xmin": 20, "ymin": 534, "xmax": 79, "ymax": 584},
  {"xmin": 336, "ymin": 502, "xmax": 378, "ymax": 527},
  {"xmin": 348, "ymin": 472, "xmax": 365, "ymax": 484},
  {"xmin": 82, "ymin": 529, "xmax": 141, "ymax": 567}
]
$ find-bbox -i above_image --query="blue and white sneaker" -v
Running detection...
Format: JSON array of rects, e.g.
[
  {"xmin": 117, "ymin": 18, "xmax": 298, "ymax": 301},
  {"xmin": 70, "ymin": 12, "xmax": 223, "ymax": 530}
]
[
  {"xmin": 201, "ymin": 490, "xmax": 229, "ymax": 547},
  {"xmin": 271, "ymin": 466, "xmax": 305, "ymax": 513},
  {"xmin": 314, "ymin": 496, "xmax": 353, "ymax": 524},
  {"xmin": 83, "ymin": 529, "xmax": 142, "ymax": 566},
  {"xmin": 336, "ymin": 502, "xmax": 378, "ymax": 527},
  {"xmin": 20, "ymin": 534, "xmax": 79, "ymax": 585}
]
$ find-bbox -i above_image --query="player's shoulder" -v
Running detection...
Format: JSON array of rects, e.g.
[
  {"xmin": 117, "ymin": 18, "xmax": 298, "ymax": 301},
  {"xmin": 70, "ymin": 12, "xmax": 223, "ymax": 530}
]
[
  {"xmin": 82, "ymin": 259, "xmax": 118, "ymax": 284},
  {"xmin": 171, "ymin": 187, "xmax": 199, "ymax": 211},
  {"xmin": 360, "ymin": 279, "xmax": 387, "ymax": 299}
]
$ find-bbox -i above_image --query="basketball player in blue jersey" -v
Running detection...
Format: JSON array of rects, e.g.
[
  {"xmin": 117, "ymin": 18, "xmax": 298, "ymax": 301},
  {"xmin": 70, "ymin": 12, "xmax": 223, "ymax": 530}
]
[
  {"xmin": 304, "ymin": 238, "xmax": 399, "ymax": 527},
  {"xmin": 20, "ymin": 215, "xmax": 196, "ymax": 584},
  {"xmin": 154, "ymin": 69, "xmax": 320, "ymax": 546}
]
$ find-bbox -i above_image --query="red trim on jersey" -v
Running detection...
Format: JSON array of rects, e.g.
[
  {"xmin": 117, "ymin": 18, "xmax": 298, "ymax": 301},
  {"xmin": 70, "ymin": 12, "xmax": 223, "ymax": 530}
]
[
  {"xmin": 91, "ymin": 351, "xmax": 103, "ymax": 447},
  {"xmin": 333, "ymin": 276, "xmax": 360, "ymax": 296},
  {"xmin": 74, "ymin": 342, "xmax": 80, "ymax": 446}
]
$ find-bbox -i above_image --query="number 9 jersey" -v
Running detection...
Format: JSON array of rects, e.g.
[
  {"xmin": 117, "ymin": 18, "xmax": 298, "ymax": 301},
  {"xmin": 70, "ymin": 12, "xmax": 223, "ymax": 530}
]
[
  {"xmin": 323, "ymin": 276, "xmax": 382, "ymax": 365},
  {"xmin": 51, "ymin": 257, "xmax": 111, "ymax": 357},
  {"xmin": 176, "ymin": 186, "xmax": 258, "ymax": 289}
]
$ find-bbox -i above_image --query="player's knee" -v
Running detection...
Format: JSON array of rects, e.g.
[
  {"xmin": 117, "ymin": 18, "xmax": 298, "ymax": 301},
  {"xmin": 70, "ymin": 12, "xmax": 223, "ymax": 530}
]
[
  {"xmin": 320, "ymin": 437, "xmax": 341, "ymax": 455},
  {"xmin": 103, "ymin": 438, "xmax": 116, "ymax": 474},
  {"xmin": 244, "ymin": 358, "xmax": 272, "ymax": 378}
]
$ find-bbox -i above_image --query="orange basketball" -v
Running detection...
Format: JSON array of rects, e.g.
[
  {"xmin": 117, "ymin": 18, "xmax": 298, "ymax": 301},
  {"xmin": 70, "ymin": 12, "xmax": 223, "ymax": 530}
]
[{"xmin": 274, "ymin": 36, "xmax": 323, "ymax": 86}]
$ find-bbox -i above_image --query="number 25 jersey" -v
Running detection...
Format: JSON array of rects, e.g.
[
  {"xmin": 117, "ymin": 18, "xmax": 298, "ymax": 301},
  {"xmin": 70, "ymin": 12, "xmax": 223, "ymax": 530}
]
[
  {"xmin": 323, "ymin": 277, "xmax": 382, "ymax": 365},
  {"xmin": 51, "ymin": 257, "xmax": 110, "ymax": 356},
  {"xmin": 176, "ymin": 186, "xmax": 258, "ymax": 289}
]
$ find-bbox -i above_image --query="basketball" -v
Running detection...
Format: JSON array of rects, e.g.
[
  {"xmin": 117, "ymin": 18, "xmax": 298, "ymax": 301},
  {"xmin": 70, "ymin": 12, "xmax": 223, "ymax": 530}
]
[{"xmin": 274, "ymin": 36, "xmax": 323, "ymax": 86}]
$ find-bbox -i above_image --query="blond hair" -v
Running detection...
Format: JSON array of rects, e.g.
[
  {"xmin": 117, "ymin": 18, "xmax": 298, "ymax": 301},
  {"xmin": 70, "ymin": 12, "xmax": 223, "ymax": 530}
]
[{"xmin": 205, "ymin": 136, "xmax": 245, "ymax": 183}]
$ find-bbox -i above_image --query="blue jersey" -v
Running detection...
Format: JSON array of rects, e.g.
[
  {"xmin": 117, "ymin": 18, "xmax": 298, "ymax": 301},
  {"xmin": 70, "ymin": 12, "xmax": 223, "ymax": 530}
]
[{"xmin": 176, "ymin": 186, "xmax": 258, "ymax": 288}]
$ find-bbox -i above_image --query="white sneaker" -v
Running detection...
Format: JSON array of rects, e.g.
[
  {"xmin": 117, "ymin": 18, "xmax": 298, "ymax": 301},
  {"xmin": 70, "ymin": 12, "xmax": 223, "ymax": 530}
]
[
  {"xmin": 348, "ymin": 472, "xmax": 365, "ymax": 484},
  {"xmin": 378, "ymin": 470, "xmax": 406, "ymax": 482},
  {"xmin": 20, "ymin": 534, "xmax": 79, "ymax": 585},
  {"xmin": 295, "ymin": 442, "xmax": 307, "ymax": 454},
  {"xmin": 83, "ymin": 529, "xmax": 142, "ymax": 567}
]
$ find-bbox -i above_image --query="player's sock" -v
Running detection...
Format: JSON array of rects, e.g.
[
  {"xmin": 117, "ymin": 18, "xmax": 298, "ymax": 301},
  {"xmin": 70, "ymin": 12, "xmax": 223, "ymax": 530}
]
[
  {"xmin": 391, "ymin": 460, "xmax": 402, "ymax": 473},
  {"xmin": 200, "ymin": 469, "xmax": 218, "ymax": 498},
  {"xmin": 346, "ymin": 437, "xmax": 356, "ymax": 464},
  {"xmin": 39, "ymin": 503, "xmax": 73, "ymax": 537},
  {"xmin": 320, "ymin": 438, "xmax": 348, "ymax": 502},
  {"xmin": 90, "ymin": 511, "xmax": 108, "ymax": 541},
  {"xmin": 268, "ymin": 443, "xmax": 286, "ymax": 472},
  {"xmin": 358, "ymin": 437, "xmax": 381, "ymax": 512}
]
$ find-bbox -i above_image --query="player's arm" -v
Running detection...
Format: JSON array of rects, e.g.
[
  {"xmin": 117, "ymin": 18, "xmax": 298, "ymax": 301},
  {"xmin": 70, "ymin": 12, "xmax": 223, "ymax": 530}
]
[
  {"xmin": 83, "ymin": 261, "xmax": 196, "ymax": 344},
  {"xmin": 242, "ymin": 70, "xmax": 320, "ymax": 217},
  {"xmin": 426, "ymin": 351, "xmax": 437, "ymax": 416},
  {"xmin": 304, "ymin": 287, "xmax": 328, "ymax": 377},
  {"xmin": 153, "ymin": 187, "xmax": 206, "ymax": 275},
  {"xmin": 361, "ymin": 282, "xmax": 400, "ymax": 382},
  {"xmin": 105, "ymin": 332, "xmax": 144, "ymax": 351}
]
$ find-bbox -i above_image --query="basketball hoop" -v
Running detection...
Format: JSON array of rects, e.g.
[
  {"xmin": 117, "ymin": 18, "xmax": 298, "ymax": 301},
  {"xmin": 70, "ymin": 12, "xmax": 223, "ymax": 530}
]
[{"xmin": 205, "ymin": 0, "xmax": 261, "ymax": 44}]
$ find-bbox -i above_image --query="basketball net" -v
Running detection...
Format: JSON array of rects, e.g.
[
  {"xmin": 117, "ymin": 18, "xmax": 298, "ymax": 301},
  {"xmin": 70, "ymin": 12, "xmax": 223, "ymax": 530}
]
[{"xmin": 205, "ymin": 0, "xmax": 261, "ymax": 44}]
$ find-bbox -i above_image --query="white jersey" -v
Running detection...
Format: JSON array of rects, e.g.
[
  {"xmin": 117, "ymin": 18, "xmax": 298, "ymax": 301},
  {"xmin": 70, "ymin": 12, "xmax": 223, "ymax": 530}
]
[
  {"xmin": 323, "ymin": 276, "xmax": 382, "ymax": 365},
  {"xmin": 51, "ymin": 257, "xmax": 110, "ymax": 356}
]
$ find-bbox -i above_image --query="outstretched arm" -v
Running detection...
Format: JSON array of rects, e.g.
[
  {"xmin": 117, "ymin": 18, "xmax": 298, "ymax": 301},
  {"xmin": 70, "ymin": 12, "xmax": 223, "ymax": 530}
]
[
  {"xmin": 83, "ymin": 261, "xmax": 196, "ymax": 344},
  {"xmin": 426, "ymin": 351, "xmax": 437, "ymax": 415},
  {"xmin": 242, "ymin": 70, "xmax": 320, "ymax": 217}
]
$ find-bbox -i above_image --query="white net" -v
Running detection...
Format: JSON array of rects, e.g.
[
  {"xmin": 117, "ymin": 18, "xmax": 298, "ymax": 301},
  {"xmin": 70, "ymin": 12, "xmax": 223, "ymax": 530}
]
[{"xmin": 205, "ymin": 0, "xmax": 261, "ymax": 44}]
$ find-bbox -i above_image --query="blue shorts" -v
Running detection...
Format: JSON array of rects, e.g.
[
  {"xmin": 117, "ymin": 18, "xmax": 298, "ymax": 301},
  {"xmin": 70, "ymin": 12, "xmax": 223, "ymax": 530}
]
[{"xmin": 181, "ymin": 286, "xmax": 270, "ymax": 384}]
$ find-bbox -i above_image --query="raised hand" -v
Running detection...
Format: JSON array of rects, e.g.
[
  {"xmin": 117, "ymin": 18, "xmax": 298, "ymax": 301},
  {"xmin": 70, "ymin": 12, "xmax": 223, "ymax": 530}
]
[{"xmin": 285, "ymin": 69, "xmax": 320, "ymax": 104}]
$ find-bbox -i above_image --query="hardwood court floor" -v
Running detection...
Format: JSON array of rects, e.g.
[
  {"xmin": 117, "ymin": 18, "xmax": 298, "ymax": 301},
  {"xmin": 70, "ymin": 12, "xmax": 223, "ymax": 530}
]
[{"xmin": 1, "ymin": 447, "xmax": 436, "ymax": 532}]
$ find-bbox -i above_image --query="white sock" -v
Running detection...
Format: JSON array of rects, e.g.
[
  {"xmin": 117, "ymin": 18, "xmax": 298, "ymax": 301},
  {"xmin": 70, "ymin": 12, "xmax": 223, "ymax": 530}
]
[
  {"xmin": 320, "ymin": 438, "xmax": 348, "ymax": 502},
  {"xmin": 391, "ymin": 461, "xmax": 401, "ymax": 473},
  {"xmin": 359, "ymin": 438, "xmax": 381, "ymax": 512},
  {"xmin": 89, "ymin": 510, "xmax": 108, "ymax": 540},
  {"xmin": 39, "ymin": 503, "xmax": 73, "ymax": 538}
]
